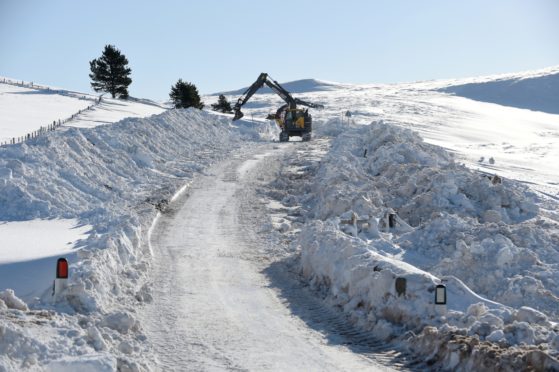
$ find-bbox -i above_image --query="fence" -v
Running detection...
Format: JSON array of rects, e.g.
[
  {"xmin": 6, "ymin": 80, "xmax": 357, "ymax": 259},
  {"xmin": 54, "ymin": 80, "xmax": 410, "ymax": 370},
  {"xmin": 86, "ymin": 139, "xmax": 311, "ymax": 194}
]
[{"xmin": 0, "ymin": 78, "xmax": 102, "ymax": 147}]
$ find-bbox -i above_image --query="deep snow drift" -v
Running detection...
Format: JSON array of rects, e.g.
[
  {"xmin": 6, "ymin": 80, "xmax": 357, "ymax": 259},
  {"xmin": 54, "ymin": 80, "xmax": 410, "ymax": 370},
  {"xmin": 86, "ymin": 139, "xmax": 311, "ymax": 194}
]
[
  {"xmin": 215, "ymin": 66, "xmax": 559, "ymax": 369},
  {"xmin": 0, "ymin": 108, "xmax": 274, "ymax": 371},
  {"xmin": 263, "ymin": 119, "xmax": 559, "ymax": 370}
]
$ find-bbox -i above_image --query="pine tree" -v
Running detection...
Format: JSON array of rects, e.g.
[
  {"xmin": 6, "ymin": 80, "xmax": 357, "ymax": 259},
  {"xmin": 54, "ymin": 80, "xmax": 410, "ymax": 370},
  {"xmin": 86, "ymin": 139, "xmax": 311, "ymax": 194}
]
[
  {"xmin": 211, "ymin": 94, "xmax": 233, "ymax": 113},
  {"xmin": 169, "ymin": 79, "xmax": 204, "ymax": 109},
  {"xmin": 89, "ymin": 45, "xmax": 132, "ymax": 99}
]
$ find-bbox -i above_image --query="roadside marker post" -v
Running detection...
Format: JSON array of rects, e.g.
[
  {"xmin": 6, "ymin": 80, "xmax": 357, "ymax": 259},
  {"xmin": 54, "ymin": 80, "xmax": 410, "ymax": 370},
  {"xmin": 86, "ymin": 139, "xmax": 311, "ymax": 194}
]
[
  {"xmin": 395, "ymin": 277, "xmax": 407, "ymax": 297},
  {"xmin": 435, "ymin": 284, "xmax": 447, "ymax": 305},
  {"xmin": 435, "ymin": 284, "xmax": 447, "ymax": 315},
  {"xmin": 53, "ymin": 258, "xmax": 68, "ymax": 301}
]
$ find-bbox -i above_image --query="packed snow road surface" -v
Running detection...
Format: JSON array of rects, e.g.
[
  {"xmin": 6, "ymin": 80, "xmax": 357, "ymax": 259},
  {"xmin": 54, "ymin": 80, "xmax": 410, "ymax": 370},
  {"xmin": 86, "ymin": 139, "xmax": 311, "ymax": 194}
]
[{"xmin": 141, "ymin": 143, "xmax": 395, "ymax": 371}]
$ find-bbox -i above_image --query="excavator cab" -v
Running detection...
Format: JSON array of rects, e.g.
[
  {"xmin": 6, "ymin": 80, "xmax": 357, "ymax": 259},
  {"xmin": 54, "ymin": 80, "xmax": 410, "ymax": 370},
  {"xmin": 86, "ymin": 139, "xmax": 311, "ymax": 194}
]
[
  {"xmin": 273, "ymin": 107, "xmax": 312, "ymax": 142},
  {"xmin": 232, "ymin": 73, "xmax": 323, "ymax": 142}
]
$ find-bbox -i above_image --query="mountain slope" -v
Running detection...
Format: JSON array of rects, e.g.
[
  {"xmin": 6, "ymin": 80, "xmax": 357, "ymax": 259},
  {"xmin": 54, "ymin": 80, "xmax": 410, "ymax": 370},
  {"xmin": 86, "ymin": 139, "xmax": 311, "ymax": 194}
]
[
  {"xmin": 439, "ymin": 66, "xmax": 559, "ymax": 114},
  {"xmin": 216, "ymin": 78, "xmax": 348, "ymax": 96}
]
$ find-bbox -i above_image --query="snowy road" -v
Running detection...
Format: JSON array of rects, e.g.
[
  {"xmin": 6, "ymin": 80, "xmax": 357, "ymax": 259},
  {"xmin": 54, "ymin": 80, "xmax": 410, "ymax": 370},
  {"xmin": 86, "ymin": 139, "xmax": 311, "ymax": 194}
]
[{"xmin": 141, "ymin": 143, "xmax": 396, "ymax": 371}]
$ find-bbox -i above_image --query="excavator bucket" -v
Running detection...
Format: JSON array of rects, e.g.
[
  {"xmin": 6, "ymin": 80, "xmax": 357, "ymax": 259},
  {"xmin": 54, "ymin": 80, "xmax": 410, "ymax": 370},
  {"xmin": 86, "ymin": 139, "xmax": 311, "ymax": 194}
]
[{"xmin": 233, "ymin": 109, "xmax": 244, "ymax": 121}]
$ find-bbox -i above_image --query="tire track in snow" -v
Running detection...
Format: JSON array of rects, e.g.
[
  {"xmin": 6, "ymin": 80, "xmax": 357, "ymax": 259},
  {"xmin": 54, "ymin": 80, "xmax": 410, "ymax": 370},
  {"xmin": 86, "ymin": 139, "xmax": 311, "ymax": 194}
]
[{"xmin": 140, "ymin": 143, "xmax": 395, "ymax": 371}]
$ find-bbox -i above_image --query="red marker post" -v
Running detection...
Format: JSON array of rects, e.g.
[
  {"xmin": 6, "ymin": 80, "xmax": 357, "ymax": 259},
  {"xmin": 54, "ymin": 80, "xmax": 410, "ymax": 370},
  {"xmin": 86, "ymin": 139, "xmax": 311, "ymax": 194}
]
[
  {"xmin": 53, "ymin": 258, "xmax": 68, "ymax": 302},
  {"xmin": 57, "ymin": 258, "xmax": 68, "ymax": 279}
]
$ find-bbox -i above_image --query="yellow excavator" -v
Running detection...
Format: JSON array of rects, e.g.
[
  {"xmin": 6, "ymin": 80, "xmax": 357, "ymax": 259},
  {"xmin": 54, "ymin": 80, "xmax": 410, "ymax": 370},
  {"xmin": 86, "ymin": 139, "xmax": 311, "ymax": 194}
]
[{"xmin": 232, "ymin": 73, "xmax": 324, "ymax": 142}]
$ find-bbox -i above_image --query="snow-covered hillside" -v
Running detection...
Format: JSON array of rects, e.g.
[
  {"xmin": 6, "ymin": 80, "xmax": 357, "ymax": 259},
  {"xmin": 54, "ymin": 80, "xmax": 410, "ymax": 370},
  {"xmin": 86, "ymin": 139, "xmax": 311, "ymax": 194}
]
[
  {"xmin": 439, "ymin": 66, "xmax": 559, "ymax": 115},
  {"xmin": 207, "ymin": 66, "xmax": 559, "ymax": 197},
  {"xmin": 0, "ymin": 77, "xmax": 166, "ymax": 144},
  {"xmin": 218, "ymin": 77, "xmax": 350, "ymax": 95}
]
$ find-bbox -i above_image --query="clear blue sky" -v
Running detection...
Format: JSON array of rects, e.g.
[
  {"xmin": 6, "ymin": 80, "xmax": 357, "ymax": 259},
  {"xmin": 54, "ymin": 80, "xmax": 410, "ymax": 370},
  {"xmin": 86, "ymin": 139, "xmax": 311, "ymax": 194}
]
[{"xmin": 1, "ymin": 0, "xmax": 558, "ymax": 100}]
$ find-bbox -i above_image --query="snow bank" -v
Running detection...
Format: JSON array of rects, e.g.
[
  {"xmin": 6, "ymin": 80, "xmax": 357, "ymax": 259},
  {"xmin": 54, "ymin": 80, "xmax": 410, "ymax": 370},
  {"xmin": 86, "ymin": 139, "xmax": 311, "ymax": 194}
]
[
  {"xmin": 273, "ymin": 120, "xmax": 559, "ymax": 369},
  {"xmin": 0, "ymin": 109, "xmax": 267, "ymax": 370}
]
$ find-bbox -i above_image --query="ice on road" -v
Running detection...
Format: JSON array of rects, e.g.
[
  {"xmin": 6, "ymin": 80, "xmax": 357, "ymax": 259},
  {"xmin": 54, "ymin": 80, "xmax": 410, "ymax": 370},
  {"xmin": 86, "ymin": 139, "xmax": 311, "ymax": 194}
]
[{"xmin": 141, "ymin": 145, "xmax": 392, "ymax": 371}]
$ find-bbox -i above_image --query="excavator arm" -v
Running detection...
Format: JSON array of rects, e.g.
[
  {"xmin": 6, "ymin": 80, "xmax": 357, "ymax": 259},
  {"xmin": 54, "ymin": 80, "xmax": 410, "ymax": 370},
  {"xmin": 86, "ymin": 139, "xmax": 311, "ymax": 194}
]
[
  {"xmin": 293, "ymin": 97, "xmax": 324, "ymax": 109},
  {"xmin": 232, "ymin": 73, "xmax": 323, "ymax": 121}
]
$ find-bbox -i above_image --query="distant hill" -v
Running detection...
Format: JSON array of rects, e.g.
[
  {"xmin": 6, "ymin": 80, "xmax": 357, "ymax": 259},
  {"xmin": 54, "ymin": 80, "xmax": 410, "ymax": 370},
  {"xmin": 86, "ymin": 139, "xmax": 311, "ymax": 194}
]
[
  {"xmin": 440, "ymin": 66, "xmax": 559, "ymax": 115},
  {"xmin": 215, "ymin": 78, "xmax": 346, "ymax": 96}
]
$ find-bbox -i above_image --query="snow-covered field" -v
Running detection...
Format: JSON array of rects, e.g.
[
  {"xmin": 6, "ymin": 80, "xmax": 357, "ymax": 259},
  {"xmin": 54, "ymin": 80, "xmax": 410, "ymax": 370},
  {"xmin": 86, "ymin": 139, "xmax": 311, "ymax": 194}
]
[
  {"xmin": 67, "ymin": 98, "xmax": 166, "ymax": 129},
  {"xmin": 0, "ymin": 78, "xmax": 166, "ymax": 144},
  {"xmin": 0, "ymin": 79, "xmax": 94, "ymax": 143},
  {"xmin": 1, "ymin": 66, "xmax": 559, "ymax": 370}
]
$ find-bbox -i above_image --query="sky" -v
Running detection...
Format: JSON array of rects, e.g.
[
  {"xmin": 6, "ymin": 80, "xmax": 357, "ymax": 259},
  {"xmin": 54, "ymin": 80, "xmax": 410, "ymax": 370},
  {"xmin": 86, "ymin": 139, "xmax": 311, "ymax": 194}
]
[{"xmin": 1, "ymin": 0, "xmax": 558, "ymax": 100}]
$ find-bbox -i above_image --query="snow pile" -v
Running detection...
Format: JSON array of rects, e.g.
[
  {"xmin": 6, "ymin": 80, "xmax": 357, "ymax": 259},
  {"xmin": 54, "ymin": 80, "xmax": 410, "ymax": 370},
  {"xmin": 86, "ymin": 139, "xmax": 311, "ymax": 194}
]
[
  {"xmin": 313, "ymin": 117, "xmax": 359, "ymax": 138},
  {"xmin": 273, "ymin": 120, "xmax": 559, "ymax": 369},
  {"xmin": 0, "ymin": 289, "xmax": 29, "ymax": 311},
  {"xmin": 0, "ymin": 109, "xmax": 267, "ymax": 370}
]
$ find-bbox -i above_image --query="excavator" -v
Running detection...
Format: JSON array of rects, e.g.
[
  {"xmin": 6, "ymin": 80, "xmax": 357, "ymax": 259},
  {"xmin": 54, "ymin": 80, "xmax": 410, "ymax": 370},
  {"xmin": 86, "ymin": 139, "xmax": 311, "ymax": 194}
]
[{"xmin": 232, "ymin": 73, "xmax": 324, "ymax": 142}]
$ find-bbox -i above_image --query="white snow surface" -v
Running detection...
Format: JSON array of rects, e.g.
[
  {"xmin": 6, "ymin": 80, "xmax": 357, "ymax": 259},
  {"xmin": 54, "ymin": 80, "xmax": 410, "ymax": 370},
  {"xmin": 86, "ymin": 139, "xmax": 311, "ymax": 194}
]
[
  {"xmin": 0, "ymin": 108, "xmax": 275, "ymax": 371},
  {"xmin": 140, "ymin": 144, "xmax": 392, "ymax": 371},
  {"xmin": 0, "ymin": 219, "xmax": 90, "ymax": 264},
  {"xmin": 301, "ymin": 120, "xmax": 555, "ymax": 311},
  {"xmin": 206, "ymin": 65, "xmax": 559, "ymax": 197},
  {"xmin": 438, "ymin": 65, "xmax": 559, "ymax": 115},
  {"xmin": 0, "ymin": 219, "xmax": 92, "ymax": 302},
  {"xmin": 263, "ymin": 121, "xmax": 559, "ymax": 369},
  {"xmin": 218, "ymin": 66, "xmax": 559, "ymax": 369},
  {"xmin": 1, "ymin": 65, "xmax": 559, "ymax": 370},
  {"xmin": 0, "ymin": 77, "xmax": 166, "ymax": 143},
  {"xmin": 0, "ymin": 80, "xmax": 93, "ymax": 142},
  {"xmin": 67, "ymin": 97, "xmax": 166, "ymax": 129}
]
